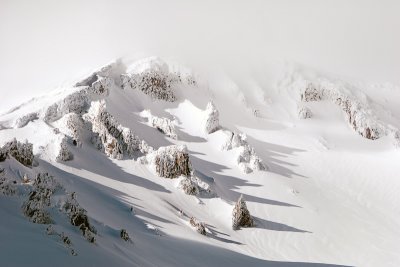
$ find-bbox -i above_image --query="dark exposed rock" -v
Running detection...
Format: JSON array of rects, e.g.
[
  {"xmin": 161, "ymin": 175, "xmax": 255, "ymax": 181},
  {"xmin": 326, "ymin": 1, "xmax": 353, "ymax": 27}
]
[
  {"xmin": 232, "ymin": 195, "xmax": 254, "ymax": 230},
  {"xmin": 22, "ymin": 173, "xmax": 60, "ymax": 224},
  {"xmin": 120, "ymin": 229, "xmax": 132, "ymax": 242},
  {"xmin": 189, "ymin": 217, "xmax": 206, "ymax": 235},
  {"xmin": 63, "ymin": 192, "xmax": 96, "ymax": 243}
]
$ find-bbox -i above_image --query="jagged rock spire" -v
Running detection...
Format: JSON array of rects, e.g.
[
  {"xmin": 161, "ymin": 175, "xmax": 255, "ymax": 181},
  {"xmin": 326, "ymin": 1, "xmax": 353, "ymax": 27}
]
[{"xmin": 232, "ymin": 194, "xmax": 254, "ymax": 230}]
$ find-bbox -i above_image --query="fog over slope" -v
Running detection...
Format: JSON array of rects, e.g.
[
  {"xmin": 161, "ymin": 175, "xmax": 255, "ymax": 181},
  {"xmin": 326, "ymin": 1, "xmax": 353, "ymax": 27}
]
[{"xmin": 1, "ymin": 0, "xmax": 399, "ymax": 112}]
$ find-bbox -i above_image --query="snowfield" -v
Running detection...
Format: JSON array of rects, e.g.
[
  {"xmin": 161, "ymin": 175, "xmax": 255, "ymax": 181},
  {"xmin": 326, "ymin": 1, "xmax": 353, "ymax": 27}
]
[{"xmin": 0, "ymin": 57, "xmax": 399, "ymax": 267}]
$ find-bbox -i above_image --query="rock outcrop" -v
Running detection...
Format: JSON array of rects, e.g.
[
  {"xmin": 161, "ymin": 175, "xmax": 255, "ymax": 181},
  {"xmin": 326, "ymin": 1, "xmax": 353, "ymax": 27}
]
[
  {"xmin": 14, "ymin": 112, "xmax": 39, "ymax": 128},
  {"xmin": 0, "ymin": 139, "xmax": 34, "ymax": 167},
  {"xmin": 55, "ymin": 136, "xmax": 73, "ymax": 161},
  {"xmin": 44, "ymin": 90, "xmax": 89, "ymax": 123},
  {"xmin": 203, "ymin": 101, "xmax": 219, "ymax": 134},
  {"xmin": 141, "ymin": 110, "xmax": 177, "ymax": 139},
  {"xmin": 232, "ymin": 195, "xmax": 254, "ymax": 230},
  {"xmin": 153, "ymin": 145, "xmax": 191, "ymax": 178},
  {"xmin": 121, "ymin": 59, "xmax": 179, "ymax": 102},
  {"xmin": 0, "ymin": 169, "xmax": 16, "ymax": 196},
  {"xmin": 63, "ymin": 192, "xmax": 96, "ymax": 243},
  {"xmin": 223, "ymin": 132, "xmax": 266, "ymax": 173},
  {"xmin": 22, "ymin": 173, "xmax": 61, "ymax": 224},
  {"xmin": 189, "ymin": 217, "xmax": 206, "ymax": 235},
  {"xmin": 179, "ymin": 177, "xmax": 199, "ymax": 195},
  {"xmin": 84, "ymin": 100, "xmax": 149, "ymax": 159},
  {"xmin": 121, "ymin": 58, "xmax": 196, "ymax": 102},
  {"xmin": 298, "ymin": 79, "xmax": 387, "ymax": 140},
  {"xmin": 297, "ymin": 106, "xmax": 312, "ymax": 119},
  {"xmin": 120, "ymin": 229, "xmax": 132, "ymax": 242}
]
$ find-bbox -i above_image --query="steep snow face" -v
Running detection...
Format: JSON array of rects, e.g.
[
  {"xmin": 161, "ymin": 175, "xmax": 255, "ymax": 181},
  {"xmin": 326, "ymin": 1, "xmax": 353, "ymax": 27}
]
[{"xmin": 0, "ymin": 57, "xmax": 400, "ymax": 267}]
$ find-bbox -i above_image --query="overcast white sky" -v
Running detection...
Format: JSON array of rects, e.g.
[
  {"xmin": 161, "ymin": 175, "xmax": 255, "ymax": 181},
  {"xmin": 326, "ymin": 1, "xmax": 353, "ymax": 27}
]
[{"xmin": 1, "ymin": 0, "xmax": 399, "ymax": 112}]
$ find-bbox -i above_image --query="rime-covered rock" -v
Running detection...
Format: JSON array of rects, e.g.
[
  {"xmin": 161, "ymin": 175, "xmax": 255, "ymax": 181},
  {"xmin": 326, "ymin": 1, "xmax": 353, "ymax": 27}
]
[
  {"xmin": 232, "ymin": 195, "xmax": 254, "ymax": 230},
  {"xmin": 223, "ymin": 132, "xmax": 267, "ymax": 173},
  {"xmin": 0, "ymin": 169, "xmax": 16, "ymax": 196},
  {"xmin": 120, "ymin": 229, "xmax": 132, "ymax": 242},
  {"xmin": 298, "ymin": 79, "xmax": 386, "ymax": 140},
  {"xmin": 22, "ymin": 173, "xmax": 60, "ymax": 224},
  {"xmin": 179, "ymin": 177, "xmax": 199, "ymax": 195},
  {"xmin": 13, "ymin": 112, "xmax": 39, "ymax": 128},
  {"xmin": 44, "ymin": 90, "xmax": 89, "ymax": 122},
  {"xmin": 58, "ymin": 113, "xmax": 85, "ymax": 147},
  {"xmin": 121, "ymin": 58, "xmax": 183, "ymax": 102},
  {"xmin": 203, "ymin": 101, "xmax": 219, "ymax": 134},
  {"xmin": 300, "ymin": 82, "xmax": 322, "ymax": 102},
  {"xmin": 0, "ymin": 139, "xmax": 34, "ymax": 167},
  {"xmin": 297, "ymin": 106, "xmax": 312, "ymax": 119},
  {"xmin": 84, "ymin": 100, "xmax": 149, "ymax": 159},
  {"xmin": 55, "ymin": 136, "xmax": 73, "ymax": 161},
  {"xmin": 189, "ymin": 217, "xmax": 206, "ymax": 235},
  {"xmin": 63, "ymin": 192, "xmax": 96, "ymax": 243},
  {"xmin": 153, "ymin": 145, "xmax": 192, "ymax": 178},
  {"xmin": 141, "ymin": 110, "xmax": 177, "ymax": 139},
  {"xmin": 223, "ymin": 131, "xmax": 248, "ymax": 150}
]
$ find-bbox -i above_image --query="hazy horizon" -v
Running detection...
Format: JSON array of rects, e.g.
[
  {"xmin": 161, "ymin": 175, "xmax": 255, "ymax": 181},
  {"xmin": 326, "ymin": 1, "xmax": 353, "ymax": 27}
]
[{"xmin": 1, "ymin": 0, "xmax": 399, "ymax": 112}]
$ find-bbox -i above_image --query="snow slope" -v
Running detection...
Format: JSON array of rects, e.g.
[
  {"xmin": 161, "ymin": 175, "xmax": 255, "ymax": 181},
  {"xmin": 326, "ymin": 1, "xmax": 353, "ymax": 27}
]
[{"xmin": 0, "ymin": 58, "xmax": 399, "ymax": 267}]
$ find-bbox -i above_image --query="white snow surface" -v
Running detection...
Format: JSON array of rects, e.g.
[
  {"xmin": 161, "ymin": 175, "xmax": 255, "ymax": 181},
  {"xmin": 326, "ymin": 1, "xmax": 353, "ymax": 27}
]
[{"xmin": 0, "ymin": 58, "xmax": 399, "ymax": 267}]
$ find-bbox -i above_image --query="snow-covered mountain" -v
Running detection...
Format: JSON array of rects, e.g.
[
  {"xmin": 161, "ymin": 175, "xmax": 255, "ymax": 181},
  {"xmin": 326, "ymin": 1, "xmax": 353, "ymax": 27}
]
[{"xmin": 0, "ymin": 57, "xmax": 399, "ymax": 267}]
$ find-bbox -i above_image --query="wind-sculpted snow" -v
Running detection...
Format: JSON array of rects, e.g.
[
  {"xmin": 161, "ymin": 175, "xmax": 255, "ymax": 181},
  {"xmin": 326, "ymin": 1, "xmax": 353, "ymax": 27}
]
[{"xmin": 223, "ymin": 131, "xmax": 267, "ymax": 173}]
